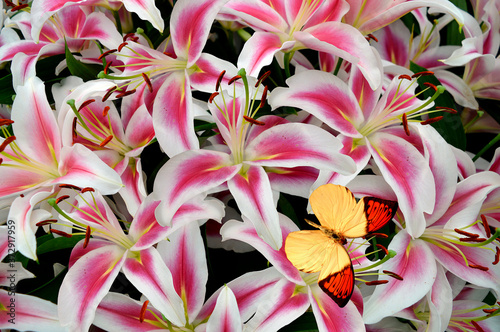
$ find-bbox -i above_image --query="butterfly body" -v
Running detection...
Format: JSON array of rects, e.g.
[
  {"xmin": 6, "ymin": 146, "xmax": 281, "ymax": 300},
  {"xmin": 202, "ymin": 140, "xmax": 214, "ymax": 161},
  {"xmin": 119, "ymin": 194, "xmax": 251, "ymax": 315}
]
[{"xmin": 285, "ymin": 184, "xmax": 398, "ymax": 307}]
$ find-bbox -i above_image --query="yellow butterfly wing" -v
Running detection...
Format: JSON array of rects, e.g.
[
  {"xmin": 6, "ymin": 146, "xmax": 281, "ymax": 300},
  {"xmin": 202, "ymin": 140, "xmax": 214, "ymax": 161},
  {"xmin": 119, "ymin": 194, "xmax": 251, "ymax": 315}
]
[{"xmin": 285, "ymin": 230, "xmax": 332, "ymax": 274}]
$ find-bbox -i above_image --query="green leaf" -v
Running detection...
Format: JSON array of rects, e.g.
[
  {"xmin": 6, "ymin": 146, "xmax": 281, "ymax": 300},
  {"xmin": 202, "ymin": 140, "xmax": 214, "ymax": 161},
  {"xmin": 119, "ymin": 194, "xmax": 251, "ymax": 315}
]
[
  {"xmin": 278, "ymin": 194, "xmax": 299, "ymax": 227},
  {"xmin": 65, "ymin": 40, "xmax": 101, "ymax": 81},
  {"xmin": 446, "ymin": 0, "xmax": 467, "ymax": 46},
  {"xmin": 409, "ymin": 61, "xmax": 466, "ymax": 149},
  {"xmin": 37, "ymin": 235, "xmax": 85, "ymax": 255},
  {"xmin": 279, "ymin": 312, "xmax": 318, "ymax": 331},
  {"xmin": 27, "ymin": 267, "xmax": 67, "ymax": 303},
  {"xmin": 0, "ymin": 73, "xmax": 15, "ymax": 104}
]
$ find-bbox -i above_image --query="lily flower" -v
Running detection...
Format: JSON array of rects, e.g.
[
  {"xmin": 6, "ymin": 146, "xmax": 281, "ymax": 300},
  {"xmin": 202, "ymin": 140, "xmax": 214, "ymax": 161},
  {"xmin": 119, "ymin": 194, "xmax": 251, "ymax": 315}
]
[
  {"xmin": 0, "ymin": 77, "xmax": 122, "ymax": 260},
  {"xmin": 270, "ymin": 65, "xmax": 443, "ymax": 238},
  {"xmin": 103, "ymin": 0, "xmax": 241, "ymax": 157},
  {"xmin": 152, "ymin": 70, "xmax": 355, "ymax": 250},
  {"xmin": 0, "ymin": 6, "xmax": 122, "ymax": 88},
  {"xmin": 52, "ymin": 189, "xmax": 224, "ymax": 332},
  {"xmin": 220, "ymin": 0, "xmax": 382, "ymax": 88}
]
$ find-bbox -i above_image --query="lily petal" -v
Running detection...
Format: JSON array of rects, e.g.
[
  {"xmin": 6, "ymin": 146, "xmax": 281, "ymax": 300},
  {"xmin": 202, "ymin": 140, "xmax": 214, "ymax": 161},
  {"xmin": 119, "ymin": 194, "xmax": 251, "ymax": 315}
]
[{"xmin": 206, "ymin": 286, "xmax": 242, "ymax": 332}]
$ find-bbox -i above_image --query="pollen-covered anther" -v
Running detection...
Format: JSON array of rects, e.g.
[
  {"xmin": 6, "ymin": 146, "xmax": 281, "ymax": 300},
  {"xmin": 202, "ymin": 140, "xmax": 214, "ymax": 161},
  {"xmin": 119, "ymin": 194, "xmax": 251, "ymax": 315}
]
[
  {"xmin": 99, "ymin": 135, "xmax": 114, "ymax": 147},
  {"xmin": 209, "ymin": 92, "xmax": 219, "ymax": 103},
  {"xmin": 256, "ymin": 70, "xmax": 271, "ymax": 87},
  {"xmin": 382, "ymin": 270, "xmax": 403, "ymax": 280},
  {"xmin": 59, "ymin": 184, "xmax": 82, "ymax": 191},
  {"xmin": 11, "ymin": 4, "xmax": 29, "ymax": 11},
  {"xmin": 102, "ymin": 106, "xmax": 110, "ymax": 117},
  {"xmin": 435, "ymin": 106, "xmax": 458, "ymax": 114},
  {"xmin": 117, "ymin": 42, "xmax": 128, "ymax": 52},
  {"xmin": 0, "ymin": 119, "xmax": 14, "ymax": 126},
  {"xmin": 423, "ymin": 82, "xmax": 438, "ymax": 92},
  {"xmin": 50, "ymin": 229, "xmax": 73, "ymax": 238},
  {"xmin": 243, "ymin": 115, "xmax": 265, "ymax": 126},
  {"xmin": 83, "ymin": 226, "xmax": 91, "ymax": 249},
  {"xmin": 365, "ymin": 280, "xmax": 389, "ymax": 286},
  {"xmin": 471, "ymin": 320, "xmax": 485, "ymax": 332},
  {"xmin": 116, "ymin": 89, "xmax": 136, "ymax": 98},
  {"xmin": 375, "ymin": 243, "xmax": 389, "ymax": 255},
  {"xmin": 459, "ymin": 237, "xmax": 487, "ymax": 243},
  {"xmin": 72, "ymin": 117, "xmax": 78, "ymax": 143},
  {"xmin": 367, "ymin": 232, "xmax": 389, "ymax": 239},
  {"xmin": 421, "ymin": 116, "xmax": 443, "ymax": 125},
  {"xmin": 481, "ymin": 215, "xmax": 492, "ymax": 237},
  {"xmin": 55, "ymin": 195, "xmax": 71, "ymax": 204},
  {"xmin": 411, "ymin": 70, "xmax": 434, "ymax": 78},
  {"xmin": 216, "ymin": 70, "xmax": 226, "ymax": 91},
  {"xmin": 78, "ymin": 99, "xmax": 96, "ymax": 112},
  {"xmin": 0, "ymin": 158, "xmax": 3, "ymax": 166},
  {"xmin": 4, "ymin": 1, "xmax": 14, "ymax": 7},
  {"xmin": 97, "ymin": 49, "xmax": 117, "ymax": 60},
  {"xmin": 102, "ymin": 86, "xmax": 117, "ymax": 102},
  {"xmin": 493, "ymin": 247, "xmax": 499, "ymax": 265},
  {"xmin": 259, "ymin": 86, "xmax": 268, "ymax": 108},
  {"xmin": 228, "ymin": 75, "xmax": 242, "ymax": 85},
  {"xmin": 81, "ymin": 187, "xmax": 95, "ymax": 193},
  {"xmin": 469, "ymin": 264, "xmax": 489, "ymax": 271},
  {"xmin": 123, "ymin": 33, "xmax": 136, "ymax": 42},
  {"xmin": 454, "ymin": 228, "xmax": 479, "ymax": 238},
  {"xmin": 365, "ymin": 33, "xmax": 378, "ymax": 42},
  {"xmin": 398, "ymin": 74, "xmax": 412, "ymax": 81},
  {"xmin": 142, "ymin": 73, "xmax": 153, "ymax": 93},
  {"xmin": 139, "ymin": 300, "xmax": 149, "ymax": 323},
  {"xmin": 402, "ymin": 113, "xmax": 410, "ymax": 136},
  {"xmin": 0, "ymin": 136, "xmax": 16, "ymax": 152},
  {"xmin": 483, "ymin": 308, "xmax": 497, "ymax": 314},
  {"xmin": 35, "ymin": 219, "xmax": 58, "ymax": 227},
  {"xmin": 103, "ymin": 61, "xmax": 113, "ymax": 75}
]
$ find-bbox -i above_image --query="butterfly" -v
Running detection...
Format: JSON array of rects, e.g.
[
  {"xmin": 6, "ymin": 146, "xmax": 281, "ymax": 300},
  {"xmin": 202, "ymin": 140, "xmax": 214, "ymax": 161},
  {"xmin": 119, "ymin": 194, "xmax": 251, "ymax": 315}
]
[{"xmin": 284, "ymin": 184, "xmax": 398, "ymax": 307}]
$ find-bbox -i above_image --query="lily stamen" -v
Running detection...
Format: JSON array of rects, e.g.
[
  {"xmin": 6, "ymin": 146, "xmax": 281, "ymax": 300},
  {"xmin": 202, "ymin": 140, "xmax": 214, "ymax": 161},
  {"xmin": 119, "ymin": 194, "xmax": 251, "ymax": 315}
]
[
  {"xmin": 50, "ymin": 229, "xmax": 73, "ymax": 238},
  {"xmin": 141, "ymin": 73, "xmax": 153, "ymax": 93},
  {"xmin": 99, "ymin": 135, "xmax": 114, "ymax": 147},
  {"xmin": 420, "ymin": 116, "xmax": 443, "ymax": 125},
  {"xmin": 243, "ymin": 115, "xmax": 265, "ymax": 126},
  {"xmin": 103, "ymin": 61, "xmax": 112, "ymax": 75},
  {"xmin": 0, "ymin": 136, "xmax": 16, "ymax": 152},
  {"xmin": 0, "ymin": 119, "xmax": 14, "ymax": 126},
  {"xmin": 493, "ymin": 247, "xmax": 499, "ymax": 265},
  {"xmin": 98, "ymin": 49, "xmax": 117, "ymax": 60},
  {"xmin": 454, "ymin": 228, "xmax": 480, "ymax": 238},
  {"xmin": 383, "ymin": 270, "xmax": 403, "ymax": 280},
  {"xmin": 423, "ymin": 82, "xmax": 438, "ymax": 91},
  {"xmin": 139, "ymin": 300, "xmax": 149, "ymax": 323},
  {"xmin": 55, "ymin": 195, "xmax": 71, "ymax": 204},
  {"xmin": 35, "ymin": 219, "xmax": 58, "ymax": 227},
  {"xmin": 469, "ymin": 264, "xmax": 489, "ymax": 271},
  {"xmin": 402, "ymin": 113, "xmax": 410, "ymax": 136},
  {"xmin": 59, "ymin": 184, "xmax": 82, "ymax": 191},
  {"xmin": 228, "ymin": 75, "xmax": 242, "ymax": 85},
  {"xmin": 216, "ymin": 70, "xmax": 226, "ymax": 91},
  {"xmin": 102, "ymin": 106, "xmax": 110, "ymax": 117},
  {"xmin": 117, "ymin": 42, "xmax": 128, "ymax": 52},
  {"xmin": 255, "ymin": 70, "xmax": 271, "ymax": 87},
  {"xmin": 81, "ymin": 187, "xmax": 95, "ymax": 193},
  {"xmin": 398, "ymin": 74, "xmax": 412, "ymax": 80},
  {"xmin": 481, "ymin": 215, "xmax": 491, "ymax": 237},
  {"xmin": 412, "ymin": 71, "xmax": 435, "ymax": 78},
  {"xmin": 102, "ymin": 86, "xmax": 117, "ymax": 102},
  {"xmin": 365, "ymin": 280, "xmax": 389, "ymax": 286},
  {"xmin": 376, "ymin": 243, "xmax": 389, "ymax": 255},
  {"xmin": 83, "ymin": 226, "xmax": 91, "ymax": 249}
]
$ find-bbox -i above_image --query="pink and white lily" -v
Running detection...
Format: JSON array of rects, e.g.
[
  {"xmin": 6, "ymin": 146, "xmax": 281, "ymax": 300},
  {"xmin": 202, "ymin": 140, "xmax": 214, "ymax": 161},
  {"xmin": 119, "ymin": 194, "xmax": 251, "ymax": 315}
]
[
  {"xmin": 270, "ymin": 66, "xmax": 441, "ymax": 238},
  {"xmin": 0, "ymin": 6, "xmax": 122, "ymax": 89},
  {"xmin": 54, "ymin": 190, "xmax": 224, "ymax": 332},
  {"xmin": 0, "ymin": 77, "xmax": 122, "ymax": 260},
  {"xmin": 220, "ymin": 0, "xmax": 382, "ymax": 88},
  {"xmin": 152, "ymin": 73, "xmax": 355, "ymax": 250}
]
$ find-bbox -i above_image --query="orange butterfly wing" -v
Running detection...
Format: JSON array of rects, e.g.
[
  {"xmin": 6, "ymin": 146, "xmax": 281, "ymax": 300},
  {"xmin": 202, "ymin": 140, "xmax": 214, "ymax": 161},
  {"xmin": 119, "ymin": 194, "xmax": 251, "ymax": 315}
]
[{"xmin": 285, "ymin": 229, "xmax": 354, "ymax": 307}]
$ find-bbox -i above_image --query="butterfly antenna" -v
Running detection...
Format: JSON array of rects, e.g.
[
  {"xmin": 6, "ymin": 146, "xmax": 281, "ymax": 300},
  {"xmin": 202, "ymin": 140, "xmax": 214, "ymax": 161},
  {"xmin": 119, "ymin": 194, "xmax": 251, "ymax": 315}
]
[{"xmin": 305, "ymin": 218, "xmax": 322, "ymax": 230}]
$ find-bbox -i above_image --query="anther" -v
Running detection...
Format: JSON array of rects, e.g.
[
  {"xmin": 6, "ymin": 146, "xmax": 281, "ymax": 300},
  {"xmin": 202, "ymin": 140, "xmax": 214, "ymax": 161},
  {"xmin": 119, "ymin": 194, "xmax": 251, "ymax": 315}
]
[
  {"xmin": 98, "ymin": 49, "xmax": 117, "ymax": 60},
  {"xmin": 102, "ymin": 106, "xmax": 110, "ymax": 117},
  {"xmin": 493, "ymin": 247, "xmax": 499, "ymax": 265},
  {"xmin": 459, "ymin": 237, "xmax": 487, "ymax": 243},
  {"xmin": 59, "ymin": 184, "xmax": 82, "ymax": 190},
  {"xmin": 259, "ymin": 86, "xmax": 268, "ymax": 108},
  {"xmin": 469, "ymin": 264, "xmax": 489, "ymax": 271},
  {"xmin": 412, "ymin": 71, "xmax": 434, "ymax": 78},
  {"xmin": 103, "ymin": 61, "xmax": 113, "ymax": 75},
  {"xmin": 142, "ymin": 73, "xmax": 153, "ymax": 93},
  {"xmin": 435, "ymin": 106, "xmax": 458, "ymax": 114},
  {"xmin": 0, "ymin": 119, "xmax": 14, "ymax": 126},
  {"xmin": 209, "ymin": 92, "xmax": 219, "ymax": 103},
  {"xmin": 470, "ymin": 320, "xmax": 485, "ymax": 332},
  {"xmin": 402, "ymin": 113, "xmax": 410, "ymax": 136},
  {"xmin": 365, "ymin": 280, "xmax": 389, "ymax": 286},
  {"xmin": 123, "ymin": 33, "xmax": 136, "ymax": 42},
  {"xmin": 366, "ymin": 34, "xmax": 378, "ymax": 42},
  {"xmin": 139, "ymin": 300, "xmax": 149, "ymax": 323},
  {"xmin": 102, "ymin": 86, "xmax": 117, "ymax": 102},
  {"xmin": 116, "ymin": 89, "xmax": 136, "ymax": 98},
  {"xmin": 83, "ymin": 226, "xmax": 91, "ymax": 249},
  {"xmin": 99, "ymin": 135, "xmax": 113, "ymax": 147},
  {"xmin": 35, "ymin": 219, "xmax": 58, "ymax": 227},
  {"xmin": 78, "ymin": 99, "xmax": 95, "ymax": 112},
  {"xmin": 228, "ymin": 75, "xmax": 242, "ymax": 85},
  {"xmin": 243, "ymin": 115, "xmax": 265, "ymax": 126},
  {"xmin": 81, "ymin": 187, "xmax": 95, "ymax": 193},
  {"xmin": 398, "ymin": 74, "xmax": 412, "ymax": 81},
  {"xmin": 367, "ymin": 233, "xmax": 389, "ymax": 238},
  {"xmin": 216, "ymin": 70, "xmax": 226, "ymax": 91},
  {"xmin": 382, "ymin": 270, "xmax": 403, "ymax": 280},
  {"xmin": 376, "ymin": 244, "xmax": 389, "ymax": 255},
  {"xmin": 5, "ymin": 1, "xmax": 15, "ymax": 7},
  {"xmin": 72, "ymin": 117, "xmax": 78, "ymax": 143},
  {"xmin": 117, "ymin": 42, "xmax": 128, "ymax": 52},
  {"xmin": 55, "ymin": 195, "xmax": 70, "ymax": 204},
  {"xmin": 0, "ymin": 136, "xmax": 16, "ymax": 152},
  {"xmin": 11, "ymin": 4, "xmax": 29, "ymax": 11},
  {"xmin": 423, "ymin": 82, "xmax": 438, "ymax": 91},
  {"xmin": 0, "ymin": 158, "xmax": 2, "ymax": 166},
  {"xmin": 454, "ymin": 228, "xmax": 479, "ymax": 238},
  {"xmin": 421, "ymin": 116, "xmax": 443, "ymax": 125},
  {"xmin": 50, "ymin": 229, "xmax": 73, "ymax": 238},
  {"xmin": 481, "ymin": 215, "xmax": 491, "ymax": 238},
  {"xmin": 256, "ymin": 70, "xmax": 271, "ymax": 87},
  {"xmin": 483, "ymin": 308, "xmax": 497, "ymax": 314}
]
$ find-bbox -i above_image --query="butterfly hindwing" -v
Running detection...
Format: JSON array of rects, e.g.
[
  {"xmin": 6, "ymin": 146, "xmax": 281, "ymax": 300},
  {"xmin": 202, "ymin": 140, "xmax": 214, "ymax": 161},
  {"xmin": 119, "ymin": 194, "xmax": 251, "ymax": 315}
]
[
  {"xmin": 317, "ymin": 244, "xmax": 354, "ymax": 308},
  {"xmin": 362, "ymin": 197, "xmax": 399, "ymax": 233}
]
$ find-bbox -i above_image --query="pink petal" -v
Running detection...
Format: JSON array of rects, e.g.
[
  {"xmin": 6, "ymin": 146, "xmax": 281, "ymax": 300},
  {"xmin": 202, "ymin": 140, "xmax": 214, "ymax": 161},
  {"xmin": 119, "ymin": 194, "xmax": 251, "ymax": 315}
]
[
  {"xmin": 58, "ymin": 244, "xmax": 127, "ymax": 332},
  {"xmin": 190, "ymin": 53, "xmax": 241, "ymax": 93},
  {"xmin": 363, "ymin": 230, "xmax": 437, "ymax": 324},
  {"xmin": 117, "ymin": 159, "xmax": 147, "ymax": 216},
  {"xmin": 206, "ymin": 286, "xmax": 242, "ymax": 332},
  {"xmin": 269, "ymin": 70, "xmax": 364, "ymax": 137},
  {"xmin": 122, "ymin": 247, "xmax": 186, "ymax": 326},
  {"xmin": 221, "ymin": 0, "xmax": 288, "ymax": 33},
  {"xmin": 227, "ymin": 165, "xmax": 282, "ymax": 249},
  {"xmin": 122, "ymin": 0, "xmax": 164, "ymax": 33},
  {"xmin": 152, "ymin": 149, "xmax": 241, "ymax": 226},
  {"xmin": 267, "ymin": 166, "xmax": 319, "ymax": 198}
]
